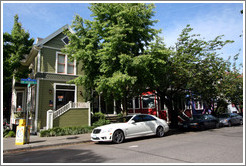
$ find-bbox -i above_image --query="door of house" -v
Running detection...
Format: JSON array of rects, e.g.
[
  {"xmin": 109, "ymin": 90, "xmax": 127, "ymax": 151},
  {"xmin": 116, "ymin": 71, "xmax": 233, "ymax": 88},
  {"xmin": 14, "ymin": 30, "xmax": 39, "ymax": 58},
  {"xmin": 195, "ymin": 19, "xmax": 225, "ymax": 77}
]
[
  {"xmin": 55, "ymin": 84, "xmax": 75, "ymax": 110},
  {"xmin": 16, "ymin": 91, "xmax": 25, "ymax": 111}
]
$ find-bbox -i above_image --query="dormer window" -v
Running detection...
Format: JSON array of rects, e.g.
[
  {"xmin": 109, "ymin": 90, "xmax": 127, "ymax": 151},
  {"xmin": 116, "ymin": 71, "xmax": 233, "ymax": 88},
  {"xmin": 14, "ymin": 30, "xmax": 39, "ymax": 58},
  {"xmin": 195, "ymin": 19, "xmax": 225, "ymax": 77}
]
[{"xmin": 61, "ymin": 36, "xmax": 70, "ymax": 45}]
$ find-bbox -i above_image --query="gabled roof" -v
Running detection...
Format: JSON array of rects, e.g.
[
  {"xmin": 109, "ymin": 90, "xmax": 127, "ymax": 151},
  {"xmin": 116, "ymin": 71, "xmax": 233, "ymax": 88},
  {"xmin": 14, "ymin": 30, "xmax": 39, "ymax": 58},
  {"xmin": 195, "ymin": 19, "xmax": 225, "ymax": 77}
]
[
  {"xmin": 36, "ymin": 24, "xmax": 74, "ymax": 47},
  {"xmin": 21, "ymin": 24, "xmax": 74, "ymax": 66}
]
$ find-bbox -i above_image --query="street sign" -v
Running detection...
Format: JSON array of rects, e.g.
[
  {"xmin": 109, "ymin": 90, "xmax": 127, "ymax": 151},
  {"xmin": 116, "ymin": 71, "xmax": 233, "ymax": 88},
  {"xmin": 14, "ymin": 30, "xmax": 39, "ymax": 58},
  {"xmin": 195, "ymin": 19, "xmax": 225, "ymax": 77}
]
[{"xmin": 20, "ymin": 78, "xmax": 37, "ymax": 85}]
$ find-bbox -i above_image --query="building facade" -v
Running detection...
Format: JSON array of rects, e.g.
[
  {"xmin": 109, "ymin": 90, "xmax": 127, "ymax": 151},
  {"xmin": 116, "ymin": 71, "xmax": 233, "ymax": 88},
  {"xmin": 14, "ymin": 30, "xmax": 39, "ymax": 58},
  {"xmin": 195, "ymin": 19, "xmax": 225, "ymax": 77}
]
[{"xmin": 10, "ymin": 25, "xmax": 90, "ymax": 133}]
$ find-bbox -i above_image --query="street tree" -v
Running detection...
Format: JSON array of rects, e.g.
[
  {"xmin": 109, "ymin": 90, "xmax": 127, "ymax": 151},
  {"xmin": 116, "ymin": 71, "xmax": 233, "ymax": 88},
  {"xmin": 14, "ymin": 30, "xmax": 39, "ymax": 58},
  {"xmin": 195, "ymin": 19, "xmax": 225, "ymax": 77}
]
[
  {"xmin": 218, "ymin": 54, "xmax": 243, "ymax": 113},
  {"xmin": 63, "ymin": 3, "xmax": 160, "ymax": 115},
  {"xmin": 3, "ymin": 14, "xmax": 34, "ymax": 118},
  {"xmin": 150, "ymin": 25, "xmax": 234, "ymax": 126}
]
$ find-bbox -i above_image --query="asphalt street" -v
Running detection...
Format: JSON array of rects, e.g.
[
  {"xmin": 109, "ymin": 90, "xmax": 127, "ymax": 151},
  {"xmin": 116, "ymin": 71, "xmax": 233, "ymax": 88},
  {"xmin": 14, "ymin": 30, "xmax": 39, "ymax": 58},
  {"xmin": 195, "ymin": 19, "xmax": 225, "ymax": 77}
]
[{"xmin": 3, "ymin": 125, "xmax": 244, "ymax": 164}]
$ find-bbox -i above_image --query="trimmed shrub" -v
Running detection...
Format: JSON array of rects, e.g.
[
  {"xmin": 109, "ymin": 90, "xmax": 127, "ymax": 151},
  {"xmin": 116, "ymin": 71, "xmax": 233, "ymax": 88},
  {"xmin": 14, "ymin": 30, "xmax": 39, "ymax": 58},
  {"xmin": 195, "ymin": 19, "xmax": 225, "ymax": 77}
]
[
  {"xmin": 39, "ymin": 126, "xmax": 94, "ymax": 137},
  {"xmin": 91, "ymin": 112, "xmax": 106, "ymax": 123},
  {"xmin": 4, "ymin": 130, "xmax": 16, "ymax": 138},
  {"xmin": 92, "ymin": 118, "xmax": 110, "ymax": 128}
]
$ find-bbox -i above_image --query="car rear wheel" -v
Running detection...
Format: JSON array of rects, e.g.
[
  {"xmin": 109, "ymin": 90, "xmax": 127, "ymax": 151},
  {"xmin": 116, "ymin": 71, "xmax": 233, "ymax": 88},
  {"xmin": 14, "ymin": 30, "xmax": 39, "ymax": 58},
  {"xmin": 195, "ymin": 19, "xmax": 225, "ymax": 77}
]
[
  {"xmin": 156, "ymin": 126, "xmax": 165, "ymax": 137},
  {"xmin": 112, "ymin": 130, "xmax": 124, "ymax": 144}
]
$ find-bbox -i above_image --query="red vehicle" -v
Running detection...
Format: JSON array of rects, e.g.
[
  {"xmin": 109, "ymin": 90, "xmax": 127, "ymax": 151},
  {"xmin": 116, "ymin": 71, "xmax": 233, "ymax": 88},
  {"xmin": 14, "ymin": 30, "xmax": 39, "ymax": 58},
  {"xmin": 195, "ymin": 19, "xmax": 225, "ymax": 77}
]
[{"xmin": 127, "ymin": 91, "xmax": 170, "ymax": 123}]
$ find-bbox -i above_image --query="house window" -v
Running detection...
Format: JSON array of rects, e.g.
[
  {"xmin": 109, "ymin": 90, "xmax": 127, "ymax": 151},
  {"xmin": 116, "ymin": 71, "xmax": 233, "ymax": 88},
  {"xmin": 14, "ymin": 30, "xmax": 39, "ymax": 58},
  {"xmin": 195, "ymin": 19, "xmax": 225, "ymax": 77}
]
[
  {"xmin": 58, "ymin": 54, "xmax": 65, "ymax": 73},
  {"xmin": 127, "ymin": 97, "xmax": 140, "ymax": 109},
  {"xmin": 56, "ymin": 52, "xmax": 76, "ymax": 75},
  {"xmin": 67, "ymin": 60, "xmax": 75, "ymax": 75},
  {"xmin": 61, "ymin": 36, "xmax": 70, "ymax": 45}
]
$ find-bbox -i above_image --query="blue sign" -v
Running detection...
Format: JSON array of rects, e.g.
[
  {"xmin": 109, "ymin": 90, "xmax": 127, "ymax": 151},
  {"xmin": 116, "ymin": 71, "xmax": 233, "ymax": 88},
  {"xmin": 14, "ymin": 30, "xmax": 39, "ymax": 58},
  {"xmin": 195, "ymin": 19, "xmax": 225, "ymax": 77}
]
[{"xmin": 21, "ymin": 78, "xmax": 37, "ymax": 85}]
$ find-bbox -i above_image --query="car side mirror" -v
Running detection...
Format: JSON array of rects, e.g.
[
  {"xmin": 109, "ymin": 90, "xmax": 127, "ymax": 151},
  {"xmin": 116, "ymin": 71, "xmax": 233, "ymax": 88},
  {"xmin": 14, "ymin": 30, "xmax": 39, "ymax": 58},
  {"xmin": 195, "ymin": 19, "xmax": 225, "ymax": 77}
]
[{"xmin": 131, "ymin": 120, "xmax": 136, "ymax": 124}]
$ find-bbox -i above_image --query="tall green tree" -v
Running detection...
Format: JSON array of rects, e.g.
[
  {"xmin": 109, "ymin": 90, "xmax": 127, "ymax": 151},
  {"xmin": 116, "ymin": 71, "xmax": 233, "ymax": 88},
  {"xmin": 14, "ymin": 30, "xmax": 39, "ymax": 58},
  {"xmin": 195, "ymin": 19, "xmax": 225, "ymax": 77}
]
[
  {"xmin": 63, "ymin": 3, "xmax": 160, "ymax": 115},
  {"xmin": 218, "ymin": 54, "xmax": 243, "ymax": 113},
  {"xmin": 148, "ymin": 25, "xmax": 234, "ymax": 126},
  {"xmin": 174, "ymin": 25, "xmax": 234, "ymax": 113},
  {"xmin": 3, "ymin": 15, "xmax": 34, "ymax": 118}
]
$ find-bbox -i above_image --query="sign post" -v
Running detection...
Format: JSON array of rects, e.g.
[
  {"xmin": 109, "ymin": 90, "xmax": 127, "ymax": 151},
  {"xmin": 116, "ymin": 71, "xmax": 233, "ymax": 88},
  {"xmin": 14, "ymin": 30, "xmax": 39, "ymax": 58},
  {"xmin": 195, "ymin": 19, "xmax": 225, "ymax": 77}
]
[{"xmin": 19, "ymin": 77, "xmax": 37, "ymax": 144}]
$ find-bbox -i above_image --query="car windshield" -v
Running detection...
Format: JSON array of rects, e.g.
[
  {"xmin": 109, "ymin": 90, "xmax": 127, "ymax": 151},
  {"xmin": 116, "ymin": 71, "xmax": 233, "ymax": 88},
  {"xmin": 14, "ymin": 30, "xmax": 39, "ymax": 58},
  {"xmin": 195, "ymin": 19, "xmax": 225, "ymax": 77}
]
[
  {"xmin": 117, "ymin": 116, "xmax": 133, "ymax": 123},
  {"xmin": 218, "ymin": 114, "xmax": 230, "ymax": 118}
]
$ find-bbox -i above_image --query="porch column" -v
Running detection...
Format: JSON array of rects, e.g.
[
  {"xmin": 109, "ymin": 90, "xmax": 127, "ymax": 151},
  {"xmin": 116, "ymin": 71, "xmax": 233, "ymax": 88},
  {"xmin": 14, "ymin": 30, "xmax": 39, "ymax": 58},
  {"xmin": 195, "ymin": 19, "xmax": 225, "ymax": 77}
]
[
  {"xmin": 133, "ymin": 97, "xmax": 135, "ymax": 114},
  {"xmin": 10, "ymin": 76, "xmax": 16, "ymax": 130},
  {"xmin": 99, "ymin": 93, "xmax": 101, "ymax": 112},
  {"xmin": 34, "ymin": 79, "xmax": 39, "ymax": 133},
  {"xmin": 113, "ymin": 99, "xmax": 117, "ymax": 115},
  {"xmin": 46, "ymin": 110, "xmax": 53, "ymax": 129},
  {"xmin": 156, "ymin": 96, "xmax": 159, "ymax": 117}
]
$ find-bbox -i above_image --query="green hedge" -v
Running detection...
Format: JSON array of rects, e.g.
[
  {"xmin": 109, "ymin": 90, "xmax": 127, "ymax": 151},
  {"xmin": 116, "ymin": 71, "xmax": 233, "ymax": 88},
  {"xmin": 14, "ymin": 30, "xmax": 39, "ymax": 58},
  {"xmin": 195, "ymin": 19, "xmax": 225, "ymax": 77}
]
[
  {"xmin": 3, "ymin": 130, "xmax": 16, "ymax": 138},
  {"xmin": 40, "ymin": 126, "xmax": 94, "ymax": 137}
]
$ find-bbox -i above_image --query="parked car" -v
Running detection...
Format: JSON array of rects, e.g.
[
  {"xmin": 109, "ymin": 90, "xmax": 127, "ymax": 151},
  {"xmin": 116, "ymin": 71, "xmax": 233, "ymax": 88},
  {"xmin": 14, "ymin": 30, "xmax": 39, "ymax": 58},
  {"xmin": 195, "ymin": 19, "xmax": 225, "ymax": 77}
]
[
  {"xmin": 179, "ymin": 114, "xmax": 219, "ymax": 130},
  {"xmin": 91, "ymin": 114, "xmax": 169, "ymax": 144},
  {"xmin": 217, "ymin": 113, "xmax": 243, "ymax": 127}
]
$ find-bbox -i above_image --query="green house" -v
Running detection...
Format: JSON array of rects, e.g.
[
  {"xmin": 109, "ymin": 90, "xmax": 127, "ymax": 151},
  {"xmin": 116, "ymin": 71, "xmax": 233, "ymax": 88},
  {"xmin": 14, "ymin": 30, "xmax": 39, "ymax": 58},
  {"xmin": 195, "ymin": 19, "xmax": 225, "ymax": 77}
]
[{"xmin": 10, "ymin": 25, "xmax": 91, "ymax": 133}]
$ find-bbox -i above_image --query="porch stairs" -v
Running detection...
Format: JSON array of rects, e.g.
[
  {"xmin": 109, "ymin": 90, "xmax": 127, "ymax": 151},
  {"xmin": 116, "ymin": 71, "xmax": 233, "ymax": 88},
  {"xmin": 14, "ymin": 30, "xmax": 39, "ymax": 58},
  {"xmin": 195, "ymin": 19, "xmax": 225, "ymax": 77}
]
[
  {"xmin": 45, "ymin": 101, "xmax": 90, "ymax": 130},
  {"xmin": 53, "ymin": 101, "xmax": 90, "ymax": 119}
]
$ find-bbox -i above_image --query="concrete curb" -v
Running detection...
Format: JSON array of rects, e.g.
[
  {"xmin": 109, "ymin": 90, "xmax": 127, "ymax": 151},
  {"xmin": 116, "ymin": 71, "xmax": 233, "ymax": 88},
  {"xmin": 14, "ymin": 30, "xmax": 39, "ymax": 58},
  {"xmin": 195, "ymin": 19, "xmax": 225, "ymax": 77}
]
[{"xmin": 3, "ymin": 140, "xmax": 92, "ymax": 154}]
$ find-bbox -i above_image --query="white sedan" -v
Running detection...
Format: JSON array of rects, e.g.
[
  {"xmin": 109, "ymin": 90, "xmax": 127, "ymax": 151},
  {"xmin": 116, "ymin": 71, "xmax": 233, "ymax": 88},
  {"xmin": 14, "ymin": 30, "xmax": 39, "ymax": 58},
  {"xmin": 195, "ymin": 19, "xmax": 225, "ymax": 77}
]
[{"xmin": 91, "ymin": 114, "xmax": 169, "ymax": 144}]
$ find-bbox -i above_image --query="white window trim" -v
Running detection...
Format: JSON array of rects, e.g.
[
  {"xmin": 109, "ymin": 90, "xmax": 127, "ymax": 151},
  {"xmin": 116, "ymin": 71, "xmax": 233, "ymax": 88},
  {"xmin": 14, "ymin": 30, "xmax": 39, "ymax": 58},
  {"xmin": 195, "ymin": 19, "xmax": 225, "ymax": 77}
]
[
  {"xmin": 61, "ymin": 36, "xmax": 70, "ymax": 45},
  {"xmin": 56, "ymin": 52, "xmax": 76, "ymax": 75},
  {"xmin": 53, "ymin": 83, "xmax": 77, "ymax": 110}
]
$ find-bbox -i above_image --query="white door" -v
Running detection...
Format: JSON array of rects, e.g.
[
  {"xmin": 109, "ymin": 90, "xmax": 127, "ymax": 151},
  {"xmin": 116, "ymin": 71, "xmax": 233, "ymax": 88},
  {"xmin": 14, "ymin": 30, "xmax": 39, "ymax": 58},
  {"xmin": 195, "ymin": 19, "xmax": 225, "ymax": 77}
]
[
  {"xmin": 142, "ymin": 115, "xmax": 157, "ymax": 134},
  {"xmin": 126, "ymin": 115, "xmax": 147, "ymax": 137}
]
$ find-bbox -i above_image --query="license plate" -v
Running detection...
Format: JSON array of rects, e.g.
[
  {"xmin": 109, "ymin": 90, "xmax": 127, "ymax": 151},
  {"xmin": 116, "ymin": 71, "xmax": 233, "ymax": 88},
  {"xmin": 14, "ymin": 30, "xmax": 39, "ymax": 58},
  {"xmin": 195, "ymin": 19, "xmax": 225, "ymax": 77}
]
[{"xmin": 183, "ymin": 125, "xmax": 188, "ymax": 128}]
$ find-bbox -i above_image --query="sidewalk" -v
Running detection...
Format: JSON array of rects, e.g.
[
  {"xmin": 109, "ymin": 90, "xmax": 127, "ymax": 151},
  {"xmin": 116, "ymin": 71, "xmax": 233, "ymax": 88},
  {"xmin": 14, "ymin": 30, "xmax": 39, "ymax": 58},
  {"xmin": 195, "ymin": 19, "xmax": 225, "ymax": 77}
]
[
  {"xmin": 3, "ymin": 133, "xmax": 92, "ymax": 154},
  {"xmin": 3, "ymin": 128, "xmax": 180, "ymax": 154}
]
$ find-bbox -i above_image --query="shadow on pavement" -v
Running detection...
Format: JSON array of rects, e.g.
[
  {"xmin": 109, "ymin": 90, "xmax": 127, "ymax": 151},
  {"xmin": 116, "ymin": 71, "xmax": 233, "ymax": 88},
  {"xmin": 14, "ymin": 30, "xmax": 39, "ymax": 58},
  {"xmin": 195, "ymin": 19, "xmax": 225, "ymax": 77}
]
[
  {"xmin": 3, "ymin": 148, "xmax": 107, "ymax": 163},
  {"xmin": 96, "ymin": 129, "xmax": 187, "ymax": 145}
]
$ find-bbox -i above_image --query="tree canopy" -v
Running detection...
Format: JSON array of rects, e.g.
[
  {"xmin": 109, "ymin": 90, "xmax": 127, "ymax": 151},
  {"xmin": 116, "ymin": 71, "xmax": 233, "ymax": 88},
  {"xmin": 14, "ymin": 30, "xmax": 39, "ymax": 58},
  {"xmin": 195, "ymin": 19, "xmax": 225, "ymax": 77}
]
[
  {"xmin": 63, "ymin": 3, "xmax": 242, "ymax": 119},
  {"xmin": 63, "ymin": 3, "xmax": 161, "ymax": 114},
  {"xmin": 3, "ymin": 14, "xmax": 34, "ymax": 116}
]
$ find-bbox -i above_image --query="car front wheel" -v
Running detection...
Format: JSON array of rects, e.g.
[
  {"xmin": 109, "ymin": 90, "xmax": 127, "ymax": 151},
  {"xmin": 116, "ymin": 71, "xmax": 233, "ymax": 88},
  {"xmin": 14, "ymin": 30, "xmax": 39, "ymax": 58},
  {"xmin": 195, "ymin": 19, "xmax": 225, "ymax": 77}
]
[
  {"xmin": 112, "ymin": 130, "xmax": 124, "ymax": 144},
  {"xmin": 156, "ymin": 126, "xmax": 165, "ymax": 137}
]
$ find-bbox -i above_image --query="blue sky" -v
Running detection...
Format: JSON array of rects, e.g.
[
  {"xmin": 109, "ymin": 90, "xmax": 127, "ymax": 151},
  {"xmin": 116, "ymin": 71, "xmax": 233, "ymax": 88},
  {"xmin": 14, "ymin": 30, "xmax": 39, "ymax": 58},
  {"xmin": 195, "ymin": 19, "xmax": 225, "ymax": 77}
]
[{"xmin": 2, "ymin": 2, "xmax": 244, "ymax": 69}]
